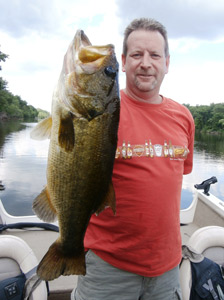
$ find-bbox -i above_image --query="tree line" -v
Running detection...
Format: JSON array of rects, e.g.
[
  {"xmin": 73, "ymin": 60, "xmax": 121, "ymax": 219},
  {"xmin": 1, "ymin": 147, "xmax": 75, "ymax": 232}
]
[
  {"xmin": 0, "ymin": 47, "xmax": 49, "ymax": 121},
  {"xmin": 185, "ymin": 103, "xmax": 224, "ymax": 134}
]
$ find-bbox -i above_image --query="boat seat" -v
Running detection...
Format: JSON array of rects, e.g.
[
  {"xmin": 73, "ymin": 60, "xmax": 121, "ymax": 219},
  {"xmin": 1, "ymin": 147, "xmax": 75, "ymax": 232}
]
[
  {"xmin": 0, "ymin": 234, "xmax": 48, "ymax": 300},
  {"xmin": 180, "ymin": 226, "xmax": 224, "ymax": 300}
]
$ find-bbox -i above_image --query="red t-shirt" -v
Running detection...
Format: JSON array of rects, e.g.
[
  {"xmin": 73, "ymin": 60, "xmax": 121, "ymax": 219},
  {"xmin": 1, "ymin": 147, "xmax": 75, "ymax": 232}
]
[{"xmin": 84, "ymin": 90, "xmax": 195, "ymax": 277}]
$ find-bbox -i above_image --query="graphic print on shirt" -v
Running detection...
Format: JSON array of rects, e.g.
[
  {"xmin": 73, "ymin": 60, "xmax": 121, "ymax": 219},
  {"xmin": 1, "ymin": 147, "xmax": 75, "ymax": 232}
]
[{"xmin": 115, "ymin": 140, "xmax": 189, "ymax": 160}]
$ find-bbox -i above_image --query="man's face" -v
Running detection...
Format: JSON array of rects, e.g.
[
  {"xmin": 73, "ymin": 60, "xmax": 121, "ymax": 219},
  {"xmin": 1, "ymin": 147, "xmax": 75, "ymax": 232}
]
[{"xmin": 122, "ymin": 30, "xmax": 170, "ymax": 100}]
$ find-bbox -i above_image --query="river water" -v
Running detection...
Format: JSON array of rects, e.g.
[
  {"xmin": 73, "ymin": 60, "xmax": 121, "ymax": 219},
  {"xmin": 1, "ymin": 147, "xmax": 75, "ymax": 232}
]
[{"xmin": 0, "ymin": 121, "xmax": 224, "ymax": 216}]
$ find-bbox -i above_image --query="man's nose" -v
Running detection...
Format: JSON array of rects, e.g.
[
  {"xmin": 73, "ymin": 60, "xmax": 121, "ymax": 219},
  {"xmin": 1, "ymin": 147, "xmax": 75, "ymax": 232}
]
[{"xmin": 140, "ymin": 53, "xmax": 152, "ymax": 68}]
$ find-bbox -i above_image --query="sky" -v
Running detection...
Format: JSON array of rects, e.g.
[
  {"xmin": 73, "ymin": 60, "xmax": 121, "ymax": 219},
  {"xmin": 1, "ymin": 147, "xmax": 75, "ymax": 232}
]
[{"xmin": 1, "ymin": 0, "xmax": 224, "ymax": 112}]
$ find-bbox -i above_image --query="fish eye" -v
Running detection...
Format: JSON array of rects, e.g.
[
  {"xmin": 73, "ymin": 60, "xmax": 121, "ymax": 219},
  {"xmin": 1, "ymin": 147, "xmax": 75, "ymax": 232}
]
[{"xmin": 104, "ymin": 66, "xmax": 116, "ymax": 79}]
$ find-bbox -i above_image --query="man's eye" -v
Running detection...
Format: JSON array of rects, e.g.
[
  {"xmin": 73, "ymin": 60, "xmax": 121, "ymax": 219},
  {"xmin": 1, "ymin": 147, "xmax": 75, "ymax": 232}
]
[
  {"xmin": 151, "ymin": 53, "xmax": 160, "ymax": 58},
  {"xmin": 132, "ymin": 53, "xmax": 141, "ymax": 58}
]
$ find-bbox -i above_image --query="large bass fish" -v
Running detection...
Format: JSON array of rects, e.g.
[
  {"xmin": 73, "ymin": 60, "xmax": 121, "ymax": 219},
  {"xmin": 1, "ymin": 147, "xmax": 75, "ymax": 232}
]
[{"xmin": 31, "ymin": 30, "xmax": 120, "ymax": 281}]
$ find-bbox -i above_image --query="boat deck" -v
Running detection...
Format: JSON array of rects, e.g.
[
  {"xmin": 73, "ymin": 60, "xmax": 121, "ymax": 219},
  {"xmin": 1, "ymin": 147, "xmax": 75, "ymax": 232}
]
[
  {"xmin": 0, "ymin": 190, "xmax": 223, "ymax": 299},
  {"xmin": 0, "ymin": 222, "xmax": 200, "ymax": 299}
]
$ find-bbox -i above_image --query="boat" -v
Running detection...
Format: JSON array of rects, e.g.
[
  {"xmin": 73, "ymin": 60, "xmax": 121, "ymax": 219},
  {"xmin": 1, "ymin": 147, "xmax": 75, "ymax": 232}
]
[{"xmin": 0, "ymin": 177, "xmax": 223, "ymax": 300}]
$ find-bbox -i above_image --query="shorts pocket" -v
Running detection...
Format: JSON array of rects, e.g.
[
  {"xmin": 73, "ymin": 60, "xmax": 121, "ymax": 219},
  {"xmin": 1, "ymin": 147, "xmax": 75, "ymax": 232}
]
[{"xmin": 173, "ymin": 288, "xmax": 182, "ymax": 300}]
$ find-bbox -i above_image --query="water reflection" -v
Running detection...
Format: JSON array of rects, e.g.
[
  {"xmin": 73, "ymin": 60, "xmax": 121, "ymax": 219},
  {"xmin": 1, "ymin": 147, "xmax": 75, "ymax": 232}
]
[
  {"xmin": 0, "ymin": 121, "xmax": 26, "ymax": 158},
  {"xmin": 0, "ymin": 121, "xmax": 49, "ymax": 215},
  {"xmin": 194, "ymin": 131, "xmax": 224, "ymax": 159}
]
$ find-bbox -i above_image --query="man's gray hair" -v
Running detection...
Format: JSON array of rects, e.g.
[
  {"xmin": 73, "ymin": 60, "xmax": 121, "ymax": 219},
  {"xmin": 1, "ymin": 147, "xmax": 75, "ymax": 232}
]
[{"xmin": 123, "ymin": 18, "xmax": 169, "ymax": 57}]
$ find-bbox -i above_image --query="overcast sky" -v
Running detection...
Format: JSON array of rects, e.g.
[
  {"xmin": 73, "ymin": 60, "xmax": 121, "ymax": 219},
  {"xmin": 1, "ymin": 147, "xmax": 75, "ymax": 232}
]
[{"xmin": 0, "ymin": 0, "xmax": 224, "ymax": 112}]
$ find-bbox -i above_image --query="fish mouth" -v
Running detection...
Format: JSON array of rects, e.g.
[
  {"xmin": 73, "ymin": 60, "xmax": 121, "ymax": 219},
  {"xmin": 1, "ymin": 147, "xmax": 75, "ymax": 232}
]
[
  {"xmin": 62, "ymin": 30, "xmax": 114, "ymax": 81},
  {"xmin": 74, "ymin": 30, "xmax": 114, "ymax": 74}
]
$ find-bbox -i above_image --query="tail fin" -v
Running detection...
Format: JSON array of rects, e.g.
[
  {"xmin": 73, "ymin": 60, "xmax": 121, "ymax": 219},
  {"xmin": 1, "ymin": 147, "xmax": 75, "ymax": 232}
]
[{"xmin": 37, "ymin": 239, "xmax": 86, "ymax": 281}]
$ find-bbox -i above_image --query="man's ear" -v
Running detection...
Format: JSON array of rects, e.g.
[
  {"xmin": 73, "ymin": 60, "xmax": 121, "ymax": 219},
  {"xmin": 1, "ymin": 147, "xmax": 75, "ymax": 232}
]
[
  {"xmin": 165, "ymin": 55, "xmax": 170, "ymax": 74},
  {"xmin": 122, "ymin": 54, "xmax": 126, "ymax": 72}
]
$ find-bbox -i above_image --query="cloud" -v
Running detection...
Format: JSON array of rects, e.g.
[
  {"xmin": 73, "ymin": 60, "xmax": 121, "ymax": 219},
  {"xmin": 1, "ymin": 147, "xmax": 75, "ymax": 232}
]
[
  {"xmin": 161, "ymin": 58, "xmax": 224, "ymax": 106},
  {"xmin": 115, "ymin": 0, "xmax": 224, "ymax": 40},
  {"xmin": 0, "ymin": 0, "xmax": 64, "ymax": 38},
  {"xmin": 0, "ymin": 0, "xmax": 120, "ymax": 40}
]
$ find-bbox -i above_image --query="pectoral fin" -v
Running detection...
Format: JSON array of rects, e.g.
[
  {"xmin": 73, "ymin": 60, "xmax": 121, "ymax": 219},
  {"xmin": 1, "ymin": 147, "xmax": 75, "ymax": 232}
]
[
  {"xmin": 95, "ymin": 181, "xmax": 116, "ymax": 215},
  {"xmin": 58, "ymin": 113, "xmax": 75, "ymax": 152},
  {"xmin": 30, "ymin": 117, "xmax": 52, "ymax": 140},
  {"xmin": 32, "ymin": 186, "xmax": 57, "ymax": 222}
]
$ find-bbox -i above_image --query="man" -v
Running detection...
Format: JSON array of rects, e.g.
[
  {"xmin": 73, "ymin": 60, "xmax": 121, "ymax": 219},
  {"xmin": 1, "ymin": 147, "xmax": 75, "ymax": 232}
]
[{"xmin": 72, "ymin": 18, "xmax": 195, "ymax": 300}]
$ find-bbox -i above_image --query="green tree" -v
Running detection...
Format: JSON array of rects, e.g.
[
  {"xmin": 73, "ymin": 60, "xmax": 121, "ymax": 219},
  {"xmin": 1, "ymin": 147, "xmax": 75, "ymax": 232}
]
[
  {"xmin": 0, "ymin": 47, "xmax": 8, "ymax": 71},
  {"xmin": 0, "ymin": 77, "xmax": 7, "ymax": 90},
  {"xmin": 37, "ymin": 108, "xmax": 50, "ymax": 119},
  {"xmin": 0, "ymin": 90, "xmax": 9, "ymax": 112},
  {"xmin": 185, "ymin": 103, "xmax": 224, "ymax": 133},
  {"xmin": 218, "ymin": 119, "xmax": 224, "ymax": 128},
  {"xmin": 0, "ymin": 47, "xmax": 9, "ymax": 91}
]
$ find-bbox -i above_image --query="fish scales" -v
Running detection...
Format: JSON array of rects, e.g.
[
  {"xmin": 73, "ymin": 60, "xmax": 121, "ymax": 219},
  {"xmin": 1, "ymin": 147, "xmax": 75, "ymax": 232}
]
[{"xmin": 31, "ymin": 29, "xmax": 119, "ymax": 280}]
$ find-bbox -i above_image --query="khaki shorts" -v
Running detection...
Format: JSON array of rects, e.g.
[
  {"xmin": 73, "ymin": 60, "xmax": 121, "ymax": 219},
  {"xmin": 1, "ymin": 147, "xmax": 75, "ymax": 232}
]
[{"xmin": 71, "ymin": 250, "xmax": 182, "ymax": 300}]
